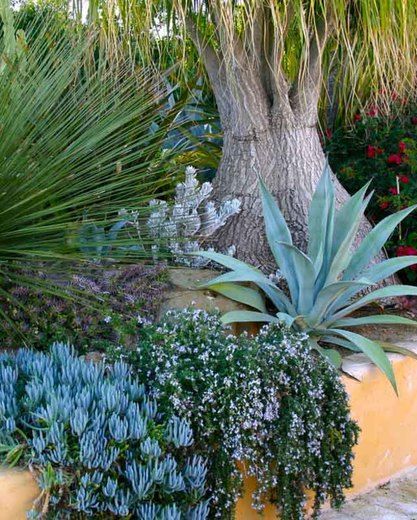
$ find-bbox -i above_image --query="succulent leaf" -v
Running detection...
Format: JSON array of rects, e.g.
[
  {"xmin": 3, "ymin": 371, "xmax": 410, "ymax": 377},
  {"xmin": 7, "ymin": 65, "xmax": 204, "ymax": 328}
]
[{"xmin": 199, "ymin": 166, "xmax": 417, "ymax": 390}]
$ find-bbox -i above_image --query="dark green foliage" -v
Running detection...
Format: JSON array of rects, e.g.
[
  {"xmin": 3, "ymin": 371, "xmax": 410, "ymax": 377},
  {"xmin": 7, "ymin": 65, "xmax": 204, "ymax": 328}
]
[
  {"xmin": 327, "ymin": 107, "xmax": 417, "ymax": 282},
  {"xmin": 106, "ymin": 309, "xmax": 359, "ymax": 519}
]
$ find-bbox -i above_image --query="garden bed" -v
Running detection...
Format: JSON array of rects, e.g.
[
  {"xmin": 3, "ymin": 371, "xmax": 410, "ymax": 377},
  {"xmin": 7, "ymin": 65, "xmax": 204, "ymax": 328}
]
[{"xmin": 2, "ymin": 320, "xmax": 417, "ymax": 519}]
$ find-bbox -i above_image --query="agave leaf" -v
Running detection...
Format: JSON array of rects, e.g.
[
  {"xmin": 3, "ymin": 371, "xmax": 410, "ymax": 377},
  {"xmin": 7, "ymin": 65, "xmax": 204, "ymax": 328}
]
[
  {"xmin": 315, "ymin": 345, "xmax": 343, "ymax": 368},
  {"xmin": 276, "ymin": 312, "xmax": 296, "ymax": 327},
  {"xmin": 193, "ymin": 251, "xmax": 262, "ymax": 273},
  {"xmin": 258, "ymin": 176, "xmax": 298, "ymax": 301},
  {"xmin": 318, "ymin": 335, "xmax": 361, "ymax": 352},
  {"xmin": 331, "ymin": 285, "xmax": 417, "ymax": 321},
  {"xmin": 378, "ymin": 341, "xmax": 417, "ymax": 361},
  {"xmin": 308, "ymin": 279, "xmax": 373, "ymax": 327},
  {"xmin": 331, "ymin": 180, "xmax": 372, "ymax": 259},
  {"xmin": 325, "ymin": 192, "xmax": 372, "ymax": 285},
  {"xmin": 256, "ymin": 282, "xmax": 297, "ymax": 315},
  {"xmin": 362, "ymin": 255, "xmax": 417, "ymax": 284},
  {"xmin": 327, "ymin": 328, "xmax": 397, "ymax": 393},
  {"xmin": 343, "ymin": 204, "xmax": 417, "ymax": 281},
  {"xmin": 208, "ymin": 282, "xmax": 267, "ymax": 313},
  {"xmin": 328, "ymin": 255, "xmax": 417, "ymax": 316},
  {"xmin": 221, "ymin": 310, "xmax": 281, "ymax": 325},
  {"xmin": 308, "ymin": 165, "xmax": 333, "ymax": 273},
  {"xmin": 331, "ymin": 314, "xmax": 417, "ymax": 328},
  {"xmin": 313, "ymin": 163, "xmax": 336, "ymax": 289},
  {"xmin": 276, "ymin": 241, "xmax": 315, "ymax": 314},
  {"xmin": 201, "ymin": 268, "xmax": 278, "ymax": 292}
]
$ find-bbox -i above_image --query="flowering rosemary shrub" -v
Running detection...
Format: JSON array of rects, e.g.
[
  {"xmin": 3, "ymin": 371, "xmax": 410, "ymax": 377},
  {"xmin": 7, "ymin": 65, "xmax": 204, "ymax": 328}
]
[
  {"xmin": 0, "ymin": 344, "xmax": 210, "ymax": 519},
  {"xmin": 327, "ymin": 105, "xmax": 417, "ymax": 283},
  {"xmin": 106, "ymin": 309, "xmax": 359, "ymax": 520},
  {"xmin": 0, "ymin": 263, "xmax": 168, "ymax": 351}
]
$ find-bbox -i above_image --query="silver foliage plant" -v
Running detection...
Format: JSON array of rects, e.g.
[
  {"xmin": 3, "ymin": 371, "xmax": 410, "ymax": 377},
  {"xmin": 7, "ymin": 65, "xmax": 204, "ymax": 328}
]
[
  {"xmin": 198, "ymin": 165, "xmax": 417, "ymax": 393},
  {"xmin": 0, "ymin": 344, "xmax": 210, "ymax": 519},
  {"xmin": 120, "ymin": 166, "xmax": 241, "ymax": 267}
]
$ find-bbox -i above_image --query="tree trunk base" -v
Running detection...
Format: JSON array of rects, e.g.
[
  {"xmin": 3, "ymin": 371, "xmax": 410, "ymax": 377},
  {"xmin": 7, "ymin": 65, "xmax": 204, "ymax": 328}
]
[{"xmin": 211, "ymin": 125, "xmax": 388, "ymax": 279}]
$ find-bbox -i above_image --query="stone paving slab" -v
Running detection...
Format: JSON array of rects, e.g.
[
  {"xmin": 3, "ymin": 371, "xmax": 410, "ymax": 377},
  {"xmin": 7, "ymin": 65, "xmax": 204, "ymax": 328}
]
[{"xmin": 321, "ymin": 469, "xmax": 417, "ymax": 519}]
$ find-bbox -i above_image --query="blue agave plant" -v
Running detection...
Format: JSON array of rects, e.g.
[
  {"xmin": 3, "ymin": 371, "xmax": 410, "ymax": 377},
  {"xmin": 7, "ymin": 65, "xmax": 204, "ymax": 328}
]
[
  {"xmin": 197, "ymin": 165, "xmax": 417, "ymax": 392},
  {"xmin": 0, "ymin": 344, "xmax": 210, "ymax": 518}
]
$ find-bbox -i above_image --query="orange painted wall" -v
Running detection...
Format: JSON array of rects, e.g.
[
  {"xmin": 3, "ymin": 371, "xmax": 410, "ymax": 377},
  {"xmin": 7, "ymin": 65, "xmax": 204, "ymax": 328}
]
[{"xmin": 236, "ymin": 353, "xmax": 417, "ymax": 518}]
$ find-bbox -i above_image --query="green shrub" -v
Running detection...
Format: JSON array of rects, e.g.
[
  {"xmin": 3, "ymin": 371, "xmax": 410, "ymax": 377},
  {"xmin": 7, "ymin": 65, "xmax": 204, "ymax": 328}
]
[
  {"xmin": 199, "ymin": 167, "xmax": 417, "ymax": 392},
  {"xmin": 0, "ymin": 4, "xmax": 179, "ymax": 332},
  {"xmin": 327, "ymin": 106, "xmax": 417, "ymax": 282},
  {"xmin": 0, "ymin": 343, "xmax": 209, "ymax": 519},
  {"xmin": 106, "ymin": 308, "xmax": 359, "ymax": 520}
]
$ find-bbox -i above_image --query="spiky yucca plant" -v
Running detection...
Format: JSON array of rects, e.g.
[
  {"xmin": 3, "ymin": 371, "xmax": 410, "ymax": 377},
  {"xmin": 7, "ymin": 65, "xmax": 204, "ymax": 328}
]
[
  {"xmin": 198, "ymin": 167, "xmax": 417, "ymax": 392},
  {"xmin": 0, "ymin": 5, "xmax": 178, "ymax": 331}
]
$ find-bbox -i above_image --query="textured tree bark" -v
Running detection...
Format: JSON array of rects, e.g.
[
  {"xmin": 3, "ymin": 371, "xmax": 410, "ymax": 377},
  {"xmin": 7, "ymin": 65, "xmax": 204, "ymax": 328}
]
[
  {"xmin": 184, "ymin": 13, "xmax": 379, "ymax": 273},
  {"xmin": 212, "ymin": 122, "xmax": 373, "ymax": 272}
]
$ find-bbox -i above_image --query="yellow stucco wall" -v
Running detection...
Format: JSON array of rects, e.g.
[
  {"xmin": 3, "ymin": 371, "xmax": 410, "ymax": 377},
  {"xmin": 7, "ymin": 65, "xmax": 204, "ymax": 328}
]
[
  {"xmin": 0, "ymin": 469, "xmax": 39, "ymax": 520},
  {"xmin": 236, "ymin": 351, "xmax": 417, "ymax": 518}
]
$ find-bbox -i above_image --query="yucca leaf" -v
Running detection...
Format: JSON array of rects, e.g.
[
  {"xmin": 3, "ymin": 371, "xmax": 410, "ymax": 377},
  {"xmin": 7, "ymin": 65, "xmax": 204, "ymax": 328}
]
[
  {"xmin": 331, "ymin": 315, "xmax": 417, "ymax": 328},
  {"xmin": 331, "ymin": 285, "xmax": 417, "ymax": 321},
  {"xmin": 258, "ymin": 176, "xmax": 298, "ymax": 302},
  {"xmin": 327, "ymin": 328, "xmax": 397, "ymax": 393},
  {"xmin": 275, "ymin": 241, "xmax": 315, "ymax": 314},
  {"xmin": 221, "ymin": 310, "xmax": 281, "ymax": 325},
  {"xmin": 207, "ymin": 282, "xmax": 267, "ymax": 313},
  {"xmin": 343, "ymin": 205, "xmax": 417, "ymax": 281}
]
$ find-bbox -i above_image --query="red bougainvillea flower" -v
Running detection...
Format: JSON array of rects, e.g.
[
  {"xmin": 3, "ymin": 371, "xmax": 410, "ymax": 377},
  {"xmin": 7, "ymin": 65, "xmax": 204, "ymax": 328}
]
[
  {"xmin": 399, "ymin": 175, "xmax": 410, "ymax": 184},
  {"xmin": 411, "ymin": 116, "xmax": 417, "ymax": 125},
  {"xmin": 367, "ymin": 106, "xmax": 378, "ymax": 117},
  {"xmin": 376, "ymin": 147, "xmax": 383, "ymax": 155},
  {"xmin": 366, "ymin": 145, "xmax": 377, "ymax": 158},
  {"xmin": 397, "ymin": 245, "xmax": 417, "ymax": 257},
  {"xmin": 325, "ymin": 128, "xmax": 332, "ymax": 139},
  {"xmin": 397, "ymin": 245, "xmax": 417, "ymax": 269},
  {"xmin": 387, "ymin": 154, "xmax": 402, "ymax": 165},
  {"xmin": 379, "ymin": 201, "xmax": 389, "ymax": 210},
  {"xmin": 354, "ymin": 113, "xmax": 362, "ymax": 122},
  {"xmin": 391, "ymin": 91, "xmax": 399, "ymax": 101},
  {"xmin": 398, "ymin": 141, "xmax": 407, "ymax": 153},
  {"xmin": 389, "ymin": 187, "xmax": 399, "ymax": 195}
]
